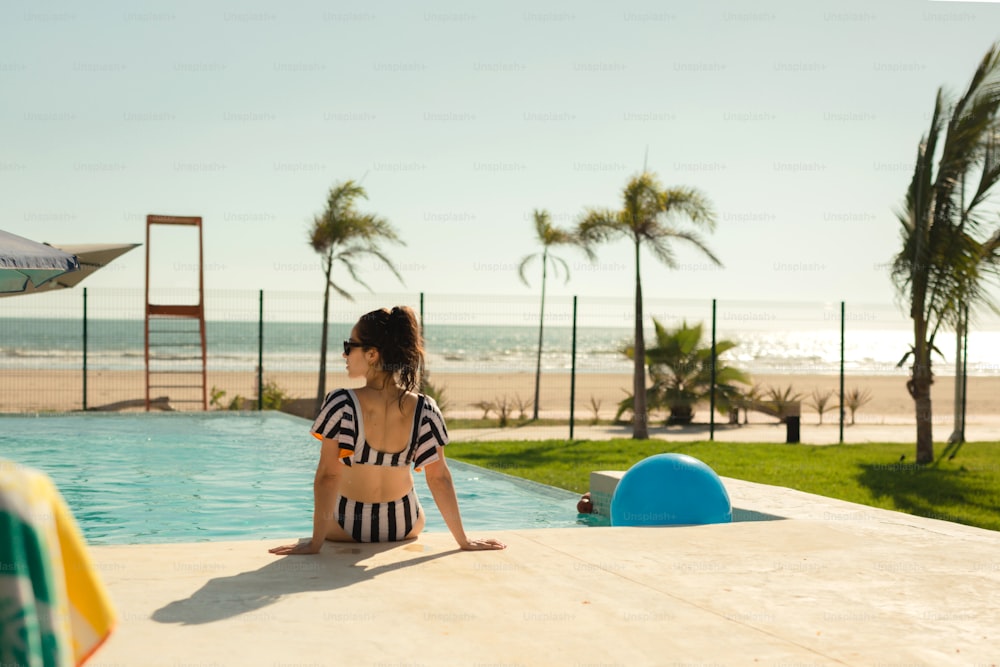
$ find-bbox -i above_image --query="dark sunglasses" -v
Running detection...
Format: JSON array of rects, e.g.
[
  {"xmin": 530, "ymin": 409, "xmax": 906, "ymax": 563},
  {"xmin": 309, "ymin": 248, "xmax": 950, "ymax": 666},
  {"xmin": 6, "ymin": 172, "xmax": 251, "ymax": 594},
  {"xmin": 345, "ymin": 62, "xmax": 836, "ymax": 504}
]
[{"xmin": 343, "ymin": 340, "xmax": 364, "ymax": 355}]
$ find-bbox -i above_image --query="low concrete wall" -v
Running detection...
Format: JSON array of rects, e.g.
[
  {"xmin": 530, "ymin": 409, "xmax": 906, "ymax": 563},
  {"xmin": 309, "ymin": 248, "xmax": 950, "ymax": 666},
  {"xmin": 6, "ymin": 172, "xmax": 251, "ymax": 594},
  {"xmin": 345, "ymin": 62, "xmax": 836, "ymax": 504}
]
[{"xmin": 589, "ymin": 470, "xmax": 624, "ymax": 518}]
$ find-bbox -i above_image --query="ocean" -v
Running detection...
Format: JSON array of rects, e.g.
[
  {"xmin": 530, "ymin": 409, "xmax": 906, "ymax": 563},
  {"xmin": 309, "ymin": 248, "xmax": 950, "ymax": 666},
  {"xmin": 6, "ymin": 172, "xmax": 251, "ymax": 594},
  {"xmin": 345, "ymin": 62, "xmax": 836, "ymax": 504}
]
[{"xmin": 2, "ymin": 317, "xmax": 999, "ymax": 377}]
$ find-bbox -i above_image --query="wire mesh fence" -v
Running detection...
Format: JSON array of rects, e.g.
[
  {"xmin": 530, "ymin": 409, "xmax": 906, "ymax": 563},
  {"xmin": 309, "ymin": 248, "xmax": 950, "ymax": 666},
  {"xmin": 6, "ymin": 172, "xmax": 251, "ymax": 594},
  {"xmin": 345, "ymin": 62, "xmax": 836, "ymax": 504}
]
[{"xmin": 1, "ymin": 288, "xmax": 998, "ymax": 430}]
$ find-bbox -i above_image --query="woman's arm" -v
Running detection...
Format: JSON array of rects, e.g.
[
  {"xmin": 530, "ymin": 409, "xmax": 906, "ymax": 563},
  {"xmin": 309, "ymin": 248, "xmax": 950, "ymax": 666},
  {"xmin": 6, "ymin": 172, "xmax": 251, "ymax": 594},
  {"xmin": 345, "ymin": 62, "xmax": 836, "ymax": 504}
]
[
  {"xmin": 423, "ymin": 452, "xmax": 506, "ymax": 551},
  {"xmin": 269, "ymin": 438, "xmax": 342, "ymax": 555},
  {"xmin": 309, "ymin": 438, "xmax": 343, "ymax": 547}
]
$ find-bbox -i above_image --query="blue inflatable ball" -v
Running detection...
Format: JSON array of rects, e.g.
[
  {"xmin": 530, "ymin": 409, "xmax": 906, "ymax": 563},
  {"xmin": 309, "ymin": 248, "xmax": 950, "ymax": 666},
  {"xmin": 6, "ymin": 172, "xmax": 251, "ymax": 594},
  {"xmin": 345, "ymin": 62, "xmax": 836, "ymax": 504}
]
[{"xmin": 610, "ymin": 453, "xmax": 732, "ymax": 526}]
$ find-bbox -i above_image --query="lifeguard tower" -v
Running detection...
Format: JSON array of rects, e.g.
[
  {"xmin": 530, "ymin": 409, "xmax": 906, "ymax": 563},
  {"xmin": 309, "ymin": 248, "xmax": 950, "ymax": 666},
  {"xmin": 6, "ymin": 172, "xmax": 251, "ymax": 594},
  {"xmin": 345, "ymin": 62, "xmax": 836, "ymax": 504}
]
[{"xmin": 144, "ymin": 215, "xmax": 207, "ymax": 410}]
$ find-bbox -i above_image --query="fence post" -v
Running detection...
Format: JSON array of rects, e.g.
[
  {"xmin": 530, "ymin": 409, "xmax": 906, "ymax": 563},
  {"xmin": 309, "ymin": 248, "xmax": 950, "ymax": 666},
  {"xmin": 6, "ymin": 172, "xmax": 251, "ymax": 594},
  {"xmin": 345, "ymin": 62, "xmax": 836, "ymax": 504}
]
[
  {"xmin": 961, "ymin": 304, "xmax": 969, "ymax": 443},
  {"xmin": 569, "ymin": 296, "xmax": 577, "ymax": 440},
  {"xmin": 710, "ymin": 298, "xmax": 716, "ymax": 441},
  {"xmin": 82, "ymin": 287, "xmax": 88, "ymax": 411},
  {"xmin": 839, "ymin": 301, "xmax": 845, "ymax": 444},
  {"xmin": 257, "ymin": 289, "xmax": 264, "ymax": 411},
  {"xmin": 418, "ymin": 292, "xmax": 426, "ymax": 390}
]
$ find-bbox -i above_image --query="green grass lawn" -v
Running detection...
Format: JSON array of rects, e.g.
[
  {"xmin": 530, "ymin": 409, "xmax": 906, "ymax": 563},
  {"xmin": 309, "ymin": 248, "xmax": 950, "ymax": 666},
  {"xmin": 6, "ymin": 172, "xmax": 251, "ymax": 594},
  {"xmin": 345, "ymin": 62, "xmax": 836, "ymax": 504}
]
[{"xmin": 446, "ymin": 439, "xmax": 1000, "ymax": 532}]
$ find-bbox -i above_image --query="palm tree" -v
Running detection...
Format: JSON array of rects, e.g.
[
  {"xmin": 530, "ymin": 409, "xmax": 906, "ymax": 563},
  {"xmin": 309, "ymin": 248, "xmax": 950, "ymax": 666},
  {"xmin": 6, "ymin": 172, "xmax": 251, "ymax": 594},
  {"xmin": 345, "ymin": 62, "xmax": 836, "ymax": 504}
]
[
  {"xmin": 843, "ymin": 387, "xmax": 873, "ymax": 426},
  {"xmin": 518, "ymin": 209, "xmax": 587, "ymax": 420},
  {"xmin": 806, "ymin": 388, "xmax": 836, "ymax": 425},
  {"xmin": 891, "ymin": 43, "xmax": 1000, "ymax": 464},
  {"xmin": 309, "ymin": 180, "xmax": 403, "ymax": 411},
  {"xmin": 760, "ymin": 385, "xmax": 805, "ymax": 424},
  {"xmin": 616, "ymin": 319, "xmax": 750, "ymax": 425},
  {"xmin": 578, "ymin": 171, "xmax": 720, "ymax": 438}
]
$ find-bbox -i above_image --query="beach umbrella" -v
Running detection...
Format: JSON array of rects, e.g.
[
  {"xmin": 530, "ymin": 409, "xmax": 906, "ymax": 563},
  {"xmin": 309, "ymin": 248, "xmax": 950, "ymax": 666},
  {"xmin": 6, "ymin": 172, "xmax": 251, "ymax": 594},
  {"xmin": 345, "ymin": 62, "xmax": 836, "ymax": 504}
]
[
  {"xmin": 0, "ymin": 229, "xmax": 80, "ymax": 294},
  {"xmin": 0, "ymin": 242, "xmax": 141, "ymax": 297}
]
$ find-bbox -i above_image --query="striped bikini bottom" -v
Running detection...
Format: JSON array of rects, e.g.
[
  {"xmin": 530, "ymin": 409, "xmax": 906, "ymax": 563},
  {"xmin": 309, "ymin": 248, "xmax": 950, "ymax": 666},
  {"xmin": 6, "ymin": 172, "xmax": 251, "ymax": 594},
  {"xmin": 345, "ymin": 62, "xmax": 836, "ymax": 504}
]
[{"xmin": 335, "ymin": 488, "xmax": 422, "ymax": 542}]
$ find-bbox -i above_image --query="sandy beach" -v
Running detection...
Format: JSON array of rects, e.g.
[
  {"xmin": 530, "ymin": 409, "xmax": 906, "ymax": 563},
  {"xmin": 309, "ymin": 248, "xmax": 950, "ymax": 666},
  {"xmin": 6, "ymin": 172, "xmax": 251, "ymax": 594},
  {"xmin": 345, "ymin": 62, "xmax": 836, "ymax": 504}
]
[{"xmin": 1, "ymin": 369, "xmax": 998, "ymax": 426}]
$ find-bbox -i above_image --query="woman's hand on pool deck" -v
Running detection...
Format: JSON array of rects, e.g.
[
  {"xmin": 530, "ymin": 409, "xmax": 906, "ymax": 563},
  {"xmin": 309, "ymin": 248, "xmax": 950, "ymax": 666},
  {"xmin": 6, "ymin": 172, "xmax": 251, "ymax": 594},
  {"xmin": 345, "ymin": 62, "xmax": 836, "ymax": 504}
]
[
  {"xmin": 460, "ymin": 537, "xmax": 507, "ymax": 551},
  {"xmin": 268, "ymin": 539, "xmax": 322, "ymax": 556}
]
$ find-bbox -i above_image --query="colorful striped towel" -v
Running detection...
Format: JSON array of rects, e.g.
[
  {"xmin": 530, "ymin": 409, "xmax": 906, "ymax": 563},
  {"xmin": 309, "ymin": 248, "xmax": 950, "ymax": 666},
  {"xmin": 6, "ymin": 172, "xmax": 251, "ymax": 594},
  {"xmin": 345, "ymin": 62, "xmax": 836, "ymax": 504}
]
[{"xmin": 1, "ymin": 460, "xmax": 116, "ymax": 666}]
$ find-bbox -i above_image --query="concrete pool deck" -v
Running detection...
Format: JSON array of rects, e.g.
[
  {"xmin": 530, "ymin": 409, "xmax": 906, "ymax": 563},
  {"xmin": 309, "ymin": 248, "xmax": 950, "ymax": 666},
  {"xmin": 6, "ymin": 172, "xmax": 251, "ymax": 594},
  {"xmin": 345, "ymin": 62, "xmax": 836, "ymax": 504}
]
[{"xmin": 87, "ymin": 472, "xmax": 1000, "ymax": 666}]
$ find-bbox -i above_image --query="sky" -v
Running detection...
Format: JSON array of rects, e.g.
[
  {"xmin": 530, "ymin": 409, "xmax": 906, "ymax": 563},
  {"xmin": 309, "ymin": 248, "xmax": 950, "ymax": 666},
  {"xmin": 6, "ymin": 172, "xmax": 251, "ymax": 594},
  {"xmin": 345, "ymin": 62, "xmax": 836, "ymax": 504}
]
[{"xmin": 3, "ymin": 0, "xmax": 1000, "ymax": 312}]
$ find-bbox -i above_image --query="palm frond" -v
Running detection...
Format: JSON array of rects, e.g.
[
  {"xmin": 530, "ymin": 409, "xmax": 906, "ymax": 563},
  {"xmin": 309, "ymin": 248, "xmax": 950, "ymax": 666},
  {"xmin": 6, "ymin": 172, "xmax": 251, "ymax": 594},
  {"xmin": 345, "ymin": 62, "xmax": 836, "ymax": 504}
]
[
  {"xmin": 365, "ymin": 246, "xmax": 406, "ymax": 285},
  {"xmin": 524, "ymin": 208, "xmax": 586, "ymax": 283},
  {"xmin": 327, "ymin": 278, "xmax": 355, "ymax": 302},
  {"xmin": 893, "ymin": 90, "xmax": 946, "ymax": 301},
  {"xmin": 577, "ymin": 208, "xmax": 625, "ymax": 243},
  {"xmin": 551, "ymin": 254, "xmax": 571, "ymax": 284},
  {"xmin": 648, "ymin": 229, "xmax": 723, "ymax": 268},
  {"xmin": 894, "ymin": 43, "xmax": 1000, "ymax": 341},
  {"xmin": 358, "ymin": 213, "xmax": 405, "ymax": 244},
  {"xmin": 517, "ymin": 253, "xmax": 538, "ymax": 287},
  {"xmin": 933, "ymin": 47, "xmax": 1000, "ymax": 230},
  {"xmin": 309, "ymin": 213, "xmax": 333, "ymax": 253},
  {"xmin": 532, "ymin": 209, "xmax": 551, "ymax": 241},
  {"xmin": 335, "ymin": 254, "xmax": 374, "ymax": 294},
  {"xmin": 644, "ymin": 236, "xmax": 678, "ymax": 269},
  {"xmin": 659, "ymin": 187, "xmax": 717, "ymax": 230},
  {"xmin": 967, "ymin": 136, "xmax": 1000, "ymax": 214},
  {"xmin": 326, "ymin": 180, "xmax": 367, "ymax": 215}
]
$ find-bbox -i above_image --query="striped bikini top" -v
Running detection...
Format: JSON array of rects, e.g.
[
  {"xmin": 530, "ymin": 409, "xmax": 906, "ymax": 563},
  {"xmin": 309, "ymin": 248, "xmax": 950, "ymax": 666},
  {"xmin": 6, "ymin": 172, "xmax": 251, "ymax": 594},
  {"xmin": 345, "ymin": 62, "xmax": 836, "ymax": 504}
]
[{"xmin": 311, "ymin": 388, "xmax": 448, "ymax": 470}]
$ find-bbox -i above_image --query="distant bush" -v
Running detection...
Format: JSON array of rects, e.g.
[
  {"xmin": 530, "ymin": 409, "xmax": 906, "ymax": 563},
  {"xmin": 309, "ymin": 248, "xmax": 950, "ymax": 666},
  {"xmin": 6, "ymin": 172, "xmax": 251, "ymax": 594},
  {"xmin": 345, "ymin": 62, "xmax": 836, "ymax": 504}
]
[
  {"xmin": 588, "ymin": 396, "xmax": 602, "ymax": 425},
  {"xmin": 210, "ymin": 378, "xmax": 290, "ymax": 411},
  {"xmin": 844, "ymin": 387, "xmax": 873, "ymax": 425},
  {"xmin": 806, "ymin": 388, "xmax": 837, "ymax": 425},
  {"xmin": 421, "ymin": 376, "xmax": 451, "ymax": 415}
]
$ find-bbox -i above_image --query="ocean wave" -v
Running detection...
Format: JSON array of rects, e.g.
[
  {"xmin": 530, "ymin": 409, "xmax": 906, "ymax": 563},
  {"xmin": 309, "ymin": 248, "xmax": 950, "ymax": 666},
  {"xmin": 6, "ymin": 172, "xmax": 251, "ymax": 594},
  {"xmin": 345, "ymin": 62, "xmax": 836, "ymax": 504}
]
[
  {"xmin": 2, "ymin": 347, "xmax": 80, "ymax": 359},
  {"xmin": 2, "ymin": 321, "xmax": 1000, "ymax": 376}
]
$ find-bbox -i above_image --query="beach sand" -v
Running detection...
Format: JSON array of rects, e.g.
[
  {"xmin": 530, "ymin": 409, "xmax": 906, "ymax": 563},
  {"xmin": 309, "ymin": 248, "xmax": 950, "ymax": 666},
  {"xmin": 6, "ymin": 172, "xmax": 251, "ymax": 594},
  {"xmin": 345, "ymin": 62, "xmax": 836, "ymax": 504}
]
[{"xmin": 2, "ymin": 369, "xmax": 998, "ymax": 426}]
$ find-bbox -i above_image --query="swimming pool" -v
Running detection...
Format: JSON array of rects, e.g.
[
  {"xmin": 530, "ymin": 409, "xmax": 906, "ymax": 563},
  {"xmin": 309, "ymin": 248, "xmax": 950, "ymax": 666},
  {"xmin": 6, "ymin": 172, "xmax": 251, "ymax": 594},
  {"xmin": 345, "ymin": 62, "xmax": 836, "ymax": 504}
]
[{"xmin": 0, "ymin": 412, "xmax": 582, "ymax": 545}]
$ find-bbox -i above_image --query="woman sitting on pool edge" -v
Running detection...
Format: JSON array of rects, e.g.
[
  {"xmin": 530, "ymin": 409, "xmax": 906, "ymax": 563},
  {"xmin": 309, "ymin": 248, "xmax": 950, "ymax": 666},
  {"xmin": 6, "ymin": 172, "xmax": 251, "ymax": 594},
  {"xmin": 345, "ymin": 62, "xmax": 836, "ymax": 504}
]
[{"xmin": 269, "ymin": 306, "xmax": 506, "ymax": 554}]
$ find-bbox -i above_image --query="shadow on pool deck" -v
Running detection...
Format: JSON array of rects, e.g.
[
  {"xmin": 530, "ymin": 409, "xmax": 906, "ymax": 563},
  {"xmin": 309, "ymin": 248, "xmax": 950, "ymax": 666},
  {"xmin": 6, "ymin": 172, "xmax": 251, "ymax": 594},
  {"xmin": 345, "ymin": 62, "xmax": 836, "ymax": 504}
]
[
  {"xmin": 151, "ymin": 542, "xmax": 454, "ymax": 625},
  {"xmin": 732, "ymin": 507, "xmax": 785, "ymax": 522}
]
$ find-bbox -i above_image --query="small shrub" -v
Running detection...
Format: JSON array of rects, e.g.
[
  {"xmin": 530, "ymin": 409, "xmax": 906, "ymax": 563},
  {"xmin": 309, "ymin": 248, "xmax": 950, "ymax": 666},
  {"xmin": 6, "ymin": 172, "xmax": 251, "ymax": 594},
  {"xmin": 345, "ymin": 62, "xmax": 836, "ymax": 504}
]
[
  {"xmin": 209, "ymin": 386, "xmax": 227, "ymax": 410},
  {"xmin": 471, "ymin": 400, "xmax": 494, "ymax": 420},
  {"xmin": 588, "ymin": 396, "xmax": 602, "ymax": 425},
  {"xmin": 469, "ymin": 395, "xmax": 517, "ymax": 426},
  {"xmin": 494, "ymin": 395, "xmax": 512, "ymax": 427},
  {"xmin": 422, "ymin": 378, "xmax": 451, "ymax": 415},
  {"xmin": 209, "ymin": 386, "xmax": 244, "ymax": 411},
  {"xmin": 259, "ymin": 379, "xmax": 290, "ymax": 410},
  {"xmin": 209, "ymin": 379, "xmax": 289, "ymax": 411},
  {"xmin": 806, "ymin": 388, "xmax": 836, "ymax": 425},
  {"xmin": 759, "ymin": 385, "xmax": 804, "ymax": 423},
  {"xmin": 513, "ymin": 394, "xmax": 533, "ymax": 420},
  {"xmin": 734, "ymin": 383, "xmax": 765, "ymax": 424},
  {"xmin": 844, "ymin": 387, "xmax": 873, "ymax": 425}
]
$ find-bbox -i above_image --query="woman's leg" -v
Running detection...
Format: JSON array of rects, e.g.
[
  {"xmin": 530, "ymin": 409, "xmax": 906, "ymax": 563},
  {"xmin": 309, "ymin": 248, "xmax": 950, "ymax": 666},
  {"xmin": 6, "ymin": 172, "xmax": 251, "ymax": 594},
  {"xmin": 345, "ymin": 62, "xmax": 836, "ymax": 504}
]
[
  {"xmin": 325, "ymin": 493, "xmax": 358, "ymax": 542},
  {"xmin": 404, "ymin": 509, "xmax": 425, "ymax": 540},
  {"xmin": 324, "ymin": 520, "xmax": 358, "ymax": 542}
]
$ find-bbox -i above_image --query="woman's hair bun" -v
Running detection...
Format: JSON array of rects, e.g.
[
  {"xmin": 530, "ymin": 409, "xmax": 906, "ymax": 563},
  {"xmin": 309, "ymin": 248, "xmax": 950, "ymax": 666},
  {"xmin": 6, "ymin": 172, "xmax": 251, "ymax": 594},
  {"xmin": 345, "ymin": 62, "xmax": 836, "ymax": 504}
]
[{"xmin": 357, "ymin": 305, "xmax": 423, "ymax": 394}]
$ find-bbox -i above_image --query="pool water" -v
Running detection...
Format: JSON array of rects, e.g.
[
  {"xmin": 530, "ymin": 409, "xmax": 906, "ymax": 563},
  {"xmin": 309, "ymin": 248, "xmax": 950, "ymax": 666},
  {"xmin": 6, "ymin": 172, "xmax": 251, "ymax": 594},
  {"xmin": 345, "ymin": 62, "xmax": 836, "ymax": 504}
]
[{"xmin": 0, "ymin": 412, "xmax": 582, "ymax": 545}]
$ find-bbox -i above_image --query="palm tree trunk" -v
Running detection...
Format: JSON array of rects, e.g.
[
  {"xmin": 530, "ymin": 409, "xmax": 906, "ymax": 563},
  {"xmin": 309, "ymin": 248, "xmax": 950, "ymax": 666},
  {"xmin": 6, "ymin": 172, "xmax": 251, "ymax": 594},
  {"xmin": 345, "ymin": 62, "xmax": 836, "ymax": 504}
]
[
  {"xmin": 633, "ymin": 239, "xmax": 648, "ymax": 439},
  {"xmin": 911, "ymin": 317, "xmax": 934, "ymax": 463},
  {"xmin": 532, "ymin": 250, "xmax": 547, "ymax": 420},
  {"xmin": 315, "ymin": 259, "xmax": 333, "ymax": 415}
]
